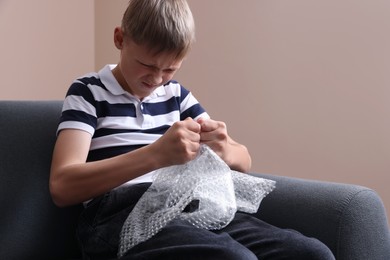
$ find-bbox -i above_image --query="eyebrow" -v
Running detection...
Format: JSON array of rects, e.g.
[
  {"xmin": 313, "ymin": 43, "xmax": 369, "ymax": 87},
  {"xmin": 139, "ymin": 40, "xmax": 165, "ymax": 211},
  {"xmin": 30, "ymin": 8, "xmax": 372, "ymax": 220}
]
[{"xmin": 136, "ymin": 59, "xmax": 179, "ymax": 71}]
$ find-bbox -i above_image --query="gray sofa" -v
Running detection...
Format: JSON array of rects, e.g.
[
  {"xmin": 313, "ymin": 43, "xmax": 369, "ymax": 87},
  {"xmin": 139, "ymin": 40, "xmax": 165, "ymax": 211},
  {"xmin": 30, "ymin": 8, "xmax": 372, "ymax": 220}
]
[{"xmin": 1, "ymin": 100, "xmax": 389, "ymax": 259}]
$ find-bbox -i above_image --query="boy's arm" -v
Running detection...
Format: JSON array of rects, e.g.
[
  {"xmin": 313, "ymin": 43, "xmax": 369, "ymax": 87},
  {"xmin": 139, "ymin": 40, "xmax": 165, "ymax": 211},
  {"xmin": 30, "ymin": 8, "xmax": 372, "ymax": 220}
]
[
  {"xmin": 49, "ymin": 118, "xmax": 201, "ymax": 207},
  {"xmin": 197, "ymin": 118, "xmax": 252, "ymax": 173}
]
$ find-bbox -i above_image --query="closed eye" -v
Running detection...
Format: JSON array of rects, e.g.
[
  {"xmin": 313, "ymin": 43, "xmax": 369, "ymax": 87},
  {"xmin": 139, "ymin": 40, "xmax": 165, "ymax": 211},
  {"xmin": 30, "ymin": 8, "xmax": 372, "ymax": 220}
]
[
  {"xmin": 164, "ymin": 68, "xmax": 176, "ymax": 73},
  {"xmin": 138, "ymin": 61, "xmax": 155, "ymax": 69}
]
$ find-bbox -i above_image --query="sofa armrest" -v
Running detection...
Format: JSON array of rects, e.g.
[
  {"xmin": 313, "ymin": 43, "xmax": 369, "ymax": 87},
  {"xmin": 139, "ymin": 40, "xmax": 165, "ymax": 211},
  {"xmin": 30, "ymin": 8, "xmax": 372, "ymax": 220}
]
[
  {"xmin": 251, "ymin": 173, "xmax": 390, "ymax": 260},
  {"xmin": 0, "ymin": 101, "xmax": 83, "ymax": 259}
]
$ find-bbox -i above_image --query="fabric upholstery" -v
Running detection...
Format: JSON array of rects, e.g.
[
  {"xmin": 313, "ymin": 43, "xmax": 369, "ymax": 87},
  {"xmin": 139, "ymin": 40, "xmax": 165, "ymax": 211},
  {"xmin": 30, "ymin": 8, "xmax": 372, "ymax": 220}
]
[
  {"xmin": 253, "ymin": 173, "xmax": 390, "ymax": 259},
  {"xmin": 0, "ymin": 101, "xmax": 82, "ymax": 259}
]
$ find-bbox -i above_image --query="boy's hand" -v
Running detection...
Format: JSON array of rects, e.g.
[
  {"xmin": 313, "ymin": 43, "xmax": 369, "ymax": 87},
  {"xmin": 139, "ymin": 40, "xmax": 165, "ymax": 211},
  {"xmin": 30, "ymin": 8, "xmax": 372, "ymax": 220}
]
[
  {"xmin": 197, "ymin": 118, "xmax": 229, "ymax": 159},
  {"xmin": 152, "ymin": 117, "xmax": 201, "ymax": 166}
]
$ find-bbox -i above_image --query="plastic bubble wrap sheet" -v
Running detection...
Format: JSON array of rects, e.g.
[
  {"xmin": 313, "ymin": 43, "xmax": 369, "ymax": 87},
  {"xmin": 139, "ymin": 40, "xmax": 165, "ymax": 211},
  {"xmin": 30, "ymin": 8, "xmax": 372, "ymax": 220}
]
[{"xmin": 118, "ymin": 145, "xmax": 275, "ymax": 257}]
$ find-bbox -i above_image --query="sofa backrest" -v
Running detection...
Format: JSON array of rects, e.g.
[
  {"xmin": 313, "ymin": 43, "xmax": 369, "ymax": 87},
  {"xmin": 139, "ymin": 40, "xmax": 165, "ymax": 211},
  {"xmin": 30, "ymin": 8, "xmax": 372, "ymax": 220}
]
[{"xmin": 0, "ymin": 101, "xmax": 82, "ymax": 259}]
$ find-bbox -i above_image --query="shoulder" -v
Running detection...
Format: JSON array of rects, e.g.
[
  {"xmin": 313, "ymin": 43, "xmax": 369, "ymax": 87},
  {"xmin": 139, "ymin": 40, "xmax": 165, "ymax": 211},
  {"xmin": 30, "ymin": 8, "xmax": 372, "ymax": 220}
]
[{"xmin": 67, "ymin": 72, "xmax": 107, "ymax": 97}]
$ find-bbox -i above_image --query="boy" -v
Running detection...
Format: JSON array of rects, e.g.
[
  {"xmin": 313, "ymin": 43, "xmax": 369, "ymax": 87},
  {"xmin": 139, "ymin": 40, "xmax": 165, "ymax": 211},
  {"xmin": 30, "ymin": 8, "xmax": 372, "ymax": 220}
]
[{"xmin": 50, "ymin": 0, "xmax": 334, "ymax": 259}]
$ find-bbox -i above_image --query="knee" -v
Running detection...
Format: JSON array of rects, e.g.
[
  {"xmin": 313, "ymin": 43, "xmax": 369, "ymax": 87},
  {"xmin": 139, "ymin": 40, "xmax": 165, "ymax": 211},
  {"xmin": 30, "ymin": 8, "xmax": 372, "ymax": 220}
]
[
  {"xmin": 218, "ymin": 245, "xmax": 257, "ymax": 260},
  {"xmin": 283, "ymin": 233, "xmax": 335, "ymax": 260},
  {"xmin": 190, "ymin": 238, "xmax": 257, "ymax": 260}
]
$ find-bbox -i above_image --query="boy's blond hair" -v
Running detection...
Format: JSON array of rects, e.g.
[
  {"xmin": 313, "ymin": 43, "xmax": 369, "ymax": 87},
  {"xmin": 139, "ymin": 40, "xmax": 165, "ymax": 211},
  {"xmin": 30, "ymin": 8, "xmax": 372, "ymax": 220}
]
[{"xmin": 122, "ymin": 0, "xmax": 195, "ymax": 59}]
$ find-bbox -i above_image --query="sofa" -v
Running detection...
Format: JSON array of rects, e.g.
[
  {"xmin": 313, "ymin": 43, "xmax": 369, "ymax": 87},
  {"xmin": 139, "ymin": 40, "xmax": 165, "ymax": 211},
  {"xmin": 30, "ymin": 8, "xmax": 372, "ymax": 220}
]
[{"xmin": 0, "ymin": 100, "xmax": 389, "ymax": 259}]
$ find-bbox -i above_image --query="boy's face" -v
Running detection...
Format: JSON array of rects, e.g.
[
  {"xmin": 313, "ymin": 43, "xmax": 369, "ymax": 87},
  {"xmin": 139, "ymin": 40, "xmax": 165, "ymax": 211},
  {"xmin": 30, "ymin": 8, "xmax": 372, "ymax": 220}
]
[{"xmin": 113, "ymin": 28, "xmax": 184, "ymax": 100}]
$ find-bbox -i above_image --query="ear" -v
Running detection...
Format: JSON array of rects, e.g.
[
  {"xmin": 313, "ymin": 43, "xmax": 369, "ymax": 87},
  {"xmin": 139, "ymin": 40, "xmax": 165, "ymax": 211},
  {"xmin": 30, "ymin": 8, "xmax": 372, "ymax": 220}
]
[{"xmin": 114, "ymin": 27, "xmax": 124, "ymax": 50}]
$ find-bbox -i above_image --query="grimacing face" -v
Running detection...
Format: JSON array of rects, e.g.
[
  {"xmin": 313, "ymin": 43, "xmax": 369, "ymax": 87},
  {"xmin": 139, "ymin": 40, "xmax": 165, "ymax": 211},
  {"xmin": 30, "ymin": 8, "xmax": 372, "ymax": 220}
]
[{"xmin": 113, "ymin": 28, "xmax": 184, "ymax": 100}]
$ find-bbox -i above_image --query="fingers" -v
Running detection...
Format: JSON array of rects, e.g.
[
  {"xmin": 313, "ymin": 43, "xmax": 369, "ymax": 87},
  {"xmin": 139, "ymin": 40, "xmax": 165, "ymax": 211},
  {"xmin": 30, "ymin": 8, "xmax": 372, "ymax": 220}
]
[
  {"xmin": 195, "ymin": 118, "xmax": 229, "ymax": 159},
  {"xmin": 197, "ymin": 119, "xmax": 227, "ymax": 142},
  {"xmin": 154, "ymin": 118, "xmax": 229, "ymax": 167},
  {"xmin": 183, "ymin": 117, "xmax": 201, "ymax": 134},
  {"xmin": 153, "ymin": 118, "xmax": 201, "ymax": 166},
  {"xmin": 197, "ymin": 118, "xmax": 226, "ymax": 133}
]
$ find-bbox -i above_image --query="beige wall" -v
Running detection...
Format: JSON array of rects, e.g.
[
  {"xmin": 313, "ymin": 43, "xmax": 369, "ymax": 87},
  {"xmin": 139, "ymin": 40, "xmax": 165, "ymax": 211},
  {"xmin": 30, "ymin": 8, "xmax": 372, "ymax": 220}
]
[
  {"xmin": 183, "ymin": 0, "xmax": 390, "ymax": 224},
  {"xmin": 94, "ymin": 0, "xmax": 127, "ymax": 70},
  {"xmin": 0, "ymin": 0, "xmax": 95, "ymax": 99},
  {"xmin": 187, "ymin": 0, "xmax": 390, "ymax": 222},
  {"xmin": 2, "ymin": 1, "xmax": 389, "ymax": 223}
]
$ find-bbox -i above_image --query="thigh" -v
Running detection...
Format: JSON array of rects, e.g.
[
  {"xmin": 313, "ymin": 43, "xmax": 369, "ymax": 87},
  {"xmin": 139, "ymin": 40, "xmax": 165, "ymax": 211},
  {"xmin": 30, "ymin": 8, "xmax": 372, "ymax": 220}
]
[
  {"xmin": 77, "ymin": 183, "xmax": 151, "ymax": 260},
  {"xmin": 218, "ymin": 213, "xmax": 335, "ymax": 260},
  {"xmin": 122, "ymin": 219, "xmax": 257, "ymax": 260}
]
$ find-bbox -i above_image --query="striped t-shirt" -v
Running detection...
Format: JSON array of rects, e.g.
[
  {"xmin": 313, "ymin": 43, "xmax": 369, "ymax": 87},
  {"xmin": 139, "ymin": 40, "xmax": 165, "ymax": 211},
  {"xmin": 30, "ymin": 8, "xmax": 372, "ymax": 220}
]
[{"xmin": 58, "ymin": 64, "xmax": 209, "ymax": 185}]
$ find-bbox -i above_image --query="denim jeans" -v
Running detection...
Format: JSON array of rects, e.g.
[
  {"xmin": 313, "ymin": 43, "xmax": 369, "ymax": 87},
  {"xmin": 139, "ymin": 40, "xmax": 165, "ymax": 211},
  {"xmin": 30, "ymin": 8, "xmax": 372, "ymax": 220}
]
[{"xmin": 77, "ymin": 183, "xmax": 335, "ymax": 260}]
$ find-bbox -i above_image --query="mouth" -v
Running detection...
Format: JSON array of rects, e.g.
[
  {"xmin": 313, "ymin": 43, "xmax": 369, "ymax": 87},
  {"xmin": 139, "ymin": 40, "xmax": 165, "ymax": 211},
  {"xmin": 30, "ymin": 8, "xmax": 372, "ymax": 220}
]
[{"xmin": 142, "ymin": 82, "xmax": 161, "ymax": 90}]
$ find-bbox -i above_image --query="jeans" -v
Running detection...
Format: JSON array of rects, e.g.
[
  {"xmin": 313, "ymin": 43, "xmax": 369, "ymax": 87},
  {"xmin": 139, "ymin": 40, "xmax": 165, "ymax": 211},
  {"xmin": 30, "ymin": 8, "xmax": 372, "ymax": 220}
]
[{"xmin": 77, "ymin": 183, "xmax": 335, "ymax": 260}]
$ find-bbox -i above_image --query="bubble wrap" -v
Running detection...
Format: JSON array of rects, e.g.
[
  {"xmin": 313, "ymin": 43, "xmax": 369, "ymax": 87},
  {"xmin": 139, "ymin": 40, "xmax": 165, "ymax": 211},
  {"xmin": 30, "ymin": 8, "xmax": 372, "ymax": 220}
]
[{"xmin": 118, "ymin": 145, "xmax": 275, "ymax": 257}]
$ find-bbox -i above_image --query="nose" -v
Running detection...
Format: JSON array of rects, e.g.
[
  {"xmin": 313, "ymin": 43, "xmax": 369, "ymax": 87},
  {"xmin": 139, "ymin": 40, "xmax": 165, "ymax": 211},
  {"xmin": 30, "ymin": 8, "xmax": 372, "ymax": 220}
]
[{"xmin": 148, "ymin": 70, "xmax": 163, "ymax": 86}]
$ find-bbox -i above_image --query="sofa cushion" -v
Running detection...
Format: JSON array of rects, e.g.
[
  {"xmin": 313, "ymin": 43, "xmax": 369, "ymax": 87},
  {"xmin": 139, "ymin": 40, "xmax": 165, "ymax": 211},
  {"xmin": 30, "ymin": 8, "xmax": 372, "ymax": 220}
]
[{"xmin": 0, "ymin": 101, "xmax": 82, "ymax": 259}]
